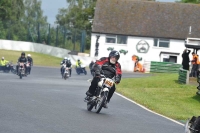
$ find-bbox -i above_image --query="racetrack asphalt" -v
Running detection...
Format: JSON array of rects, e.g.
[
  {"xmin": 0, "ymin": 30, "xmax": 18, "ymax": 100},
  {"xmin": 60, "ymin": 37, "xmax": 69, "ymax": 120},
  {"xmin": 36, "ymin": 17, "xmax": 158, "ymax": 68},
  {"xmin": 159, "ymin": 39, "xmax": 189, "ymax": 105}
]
[{"xmin": 0, "ymin": 66, "xmax": 184, "ymax": 133}]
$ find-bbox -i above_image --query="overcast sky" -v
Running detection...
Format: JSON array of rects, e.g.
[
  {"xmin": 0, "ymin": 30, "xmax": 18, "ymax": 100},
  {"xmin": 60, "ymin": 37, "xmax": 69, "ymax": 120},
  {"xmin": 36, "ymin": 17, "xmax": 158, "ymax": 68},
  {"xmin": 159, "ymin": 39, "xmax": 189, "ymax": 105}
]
[{"xmin": 40, "ymin": 0, "xmax": 177, "ymax": 25}]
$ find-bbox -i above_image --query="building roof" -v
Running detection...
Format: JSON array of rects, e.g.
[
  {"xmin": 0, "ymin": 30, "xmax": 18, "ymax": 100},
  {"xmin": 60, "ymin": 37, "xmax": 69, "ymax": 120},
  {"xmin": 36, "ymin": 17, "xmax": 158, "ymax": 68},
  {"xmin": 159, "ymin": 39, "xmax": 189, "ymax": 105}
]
[{"xmin": 92, "ymin": 0, "xmax": 200, "ymax": 39}]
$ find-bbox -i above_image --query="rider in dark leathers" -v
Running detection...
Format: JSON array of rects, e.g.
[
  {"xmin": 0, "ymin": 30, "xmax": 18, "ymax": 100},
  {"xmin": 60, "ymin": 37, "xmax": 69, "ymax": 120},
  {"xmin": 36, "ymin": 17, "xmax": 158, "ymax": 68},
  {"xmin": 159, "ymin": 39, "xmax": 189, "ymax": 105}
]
[
  {"xmin": 16, "ymin": 52, "xmax": 27, "ymax": 75},
  {"xmin": 85, "ymin": 50, "xmax": 122, "ymax": 108},
  {"xmin": 60, "ymin": 57, "xmax": 72, "ymax": 77}
]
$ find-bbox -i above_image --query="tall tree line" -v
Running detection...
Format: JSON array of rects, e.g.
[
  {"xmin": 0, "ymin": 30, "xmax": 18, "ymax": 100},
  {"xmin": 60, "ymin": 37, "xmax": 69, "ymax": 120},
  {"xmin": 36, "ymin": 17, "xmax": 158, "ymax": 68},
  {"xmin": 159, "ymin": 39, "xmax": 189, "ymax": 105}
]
[
  {"xmin": 56, "ymin": 0, "xmax": 97, "ymax": 51},
  {"xmin": 0, "ymin": 0, "xmax": 50, "ymax": 44},
  {"xmin": 0, "ymin": 0, "xmax": 198, "ymax": 51}
]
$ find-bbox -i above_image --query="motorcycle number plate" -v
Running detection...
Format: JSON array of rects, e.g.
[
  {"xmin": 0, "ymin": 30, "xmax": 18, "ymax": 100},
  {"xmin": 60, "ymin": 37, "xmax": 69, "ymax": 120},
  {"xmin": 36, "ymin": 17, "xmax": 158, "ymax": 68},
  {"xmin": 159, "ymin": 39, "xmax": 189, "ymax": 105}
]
[{"xmin": 104, "ymin": 79, "xmax": 113, "ymax": 87}]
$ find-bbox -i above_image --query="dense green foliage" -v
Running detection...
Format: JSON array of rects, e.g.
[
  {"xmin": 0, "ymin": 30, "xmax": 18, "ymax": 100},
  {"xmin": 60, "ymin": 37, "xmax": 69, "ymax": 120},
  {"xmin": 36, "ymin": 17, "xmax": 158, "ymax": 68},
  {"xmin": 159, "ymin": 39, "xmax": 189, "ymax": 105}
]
[
  {"xmin": 56, "ymin": 0, "xmax": 96, "ymax": 50},
  {"xmin": 0, "ymin": 0, "xmax": 97, "ymax": 52}
]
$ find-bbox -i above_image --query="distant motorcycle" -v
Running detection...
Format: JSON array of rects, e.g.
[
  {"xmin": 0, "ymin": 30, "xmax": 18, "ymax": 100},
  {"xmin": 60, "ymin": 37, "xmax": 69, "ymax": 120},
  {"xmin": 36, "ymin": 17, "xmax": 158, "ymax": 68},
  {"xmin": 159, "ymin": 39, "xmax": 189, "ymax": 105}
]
[
  {"xmin": 63, "ymin": 66, "xmax": 70, "ymax": 80},
  {"xmin": 84, "ymin": 74, "xmax": 115, "ymax": 113},
  {"xmin": 76, "ymin": 65, "xmax": 87, "ymax": 75},
  {"xmin": 18, "ymin": 62, "xmax": 26, "ymax": 79},
  {"xmin": 0, "ymin": 61, "xmax": 16, "ymax": 73}
]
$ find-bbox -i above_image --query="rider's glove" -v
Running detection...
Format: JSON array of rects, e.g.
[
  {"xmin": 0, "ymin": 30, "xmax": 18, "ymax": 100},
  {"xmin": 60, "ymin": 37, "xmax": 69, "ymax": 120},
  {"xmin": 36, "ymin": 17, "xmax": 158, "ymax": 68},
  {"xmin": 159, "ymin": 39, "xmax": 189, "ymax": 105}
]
[{"xmin": 115, "ymin": 77, "xmax": 120, "ymax": 84}]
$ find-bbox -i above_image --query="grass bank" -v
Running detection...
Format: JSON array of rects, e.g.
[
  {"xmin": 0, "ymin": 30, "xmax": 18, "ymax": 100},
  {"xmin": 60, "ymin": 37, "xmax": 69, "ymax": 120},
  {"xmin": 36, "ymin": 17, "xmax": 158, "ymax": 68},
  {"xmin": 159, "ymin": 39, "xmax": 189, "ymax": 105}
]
[
  {"xmin": 0, "ymin": 49, "xmax": 62, "ymax": 67},
  {"xmin": 117, "ymin": 73, "xmax": 200, "ymax": 121}
]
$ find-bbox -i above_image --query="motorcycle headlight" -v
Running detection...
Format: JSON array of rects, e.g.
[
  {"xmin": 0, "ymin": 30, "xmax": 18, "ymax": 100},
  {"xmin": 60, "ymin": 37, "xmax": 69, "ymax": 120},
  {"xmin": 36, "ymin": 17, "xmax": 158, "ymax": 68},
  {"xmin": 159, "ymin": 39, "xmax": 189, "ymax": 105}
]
[{"xmin": 98, "ymin": 80, "xmax": 103, "ymax": 87}]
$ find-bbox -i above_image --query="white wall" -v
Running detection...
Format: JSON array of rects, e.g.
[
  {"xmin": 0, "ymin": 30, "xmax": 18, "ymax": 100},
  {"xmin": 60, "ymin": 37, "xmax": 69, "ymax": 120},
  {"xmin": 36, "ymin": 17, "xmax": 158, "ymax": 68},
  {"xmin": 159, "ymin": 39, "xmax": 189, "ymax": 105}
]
[
  {"xmin": 90, "ymin": 33, "xmax": 186, "ymax": 71},
  {"xmin": 0, "ymin": 39, "xmax": 97, "ymax": 66}
]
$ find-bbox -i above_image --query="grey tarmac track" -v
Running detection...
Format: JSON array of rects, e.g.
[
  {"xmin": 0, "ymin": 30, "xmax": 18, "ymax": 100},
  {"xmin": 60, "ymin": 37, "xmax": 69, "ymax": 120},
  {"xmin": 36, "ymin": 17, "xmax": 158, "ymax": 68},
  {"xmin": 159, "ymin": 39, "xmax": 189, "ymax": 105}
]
[{"xmin": 0, "ymin": 66, "xmax": 184, "ymax": 133}]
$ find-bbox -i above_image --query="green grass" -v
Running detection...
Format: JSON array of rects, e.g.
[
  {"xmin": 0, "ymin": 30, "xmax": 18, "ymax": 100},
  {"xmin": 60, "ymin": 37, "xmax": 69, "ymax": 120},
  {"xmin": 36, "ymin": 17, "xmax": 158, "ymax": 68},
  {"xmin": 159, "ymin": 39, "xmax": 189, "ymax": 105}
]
[
  {"xmin": 117, "ymin": 73, "xmax": 200, "ymax": 121},
  {"xmin": 0, "ymin": 49, "xmax": 62, "ymax": 67}
]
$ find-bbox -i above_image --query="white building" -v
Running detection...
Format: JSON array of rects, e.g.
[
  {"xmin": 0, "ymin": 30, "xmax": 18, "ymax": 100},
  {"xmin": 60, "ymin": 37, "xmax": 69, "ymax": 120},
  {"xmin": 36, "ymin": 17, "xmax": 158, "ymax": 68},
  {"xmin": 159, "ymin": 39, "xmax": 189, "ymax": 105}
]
[{"xmin": 90, "ymin": 0, "xmax": 200, "ymax": 71}]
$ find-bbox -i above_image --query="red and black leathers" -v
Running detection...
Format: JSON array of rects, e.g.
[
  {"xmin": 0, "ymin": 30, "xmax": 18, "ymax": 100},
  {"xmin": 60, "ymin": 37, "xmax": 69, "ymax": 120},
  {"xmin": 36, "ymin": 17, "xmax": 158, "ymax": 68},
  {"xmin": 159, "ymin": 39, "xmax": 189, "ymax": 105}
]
[
  {"xmin": 87, "ymin": 57, "xmax": 122, "ymax": 102},
  {"xmin": 93, "ymin": 57, "xmax": 122, "ymax": 82}
]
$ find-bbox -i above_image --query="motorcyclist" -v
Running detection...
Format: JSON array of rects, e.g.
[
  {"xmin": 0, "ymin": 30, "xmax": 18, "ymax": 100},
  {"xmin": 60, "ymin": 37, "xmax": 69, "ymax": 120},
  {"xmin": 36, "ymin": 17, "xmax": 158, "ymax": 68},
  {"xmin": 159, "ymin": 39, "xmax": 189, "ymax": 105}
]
[
  {"xmin": 0, "ymin": 57, "xmax": 9, "ymax": 72},
  {"xmin": 27, "ymin": 54, "xmax": 33, "ymax": 74},
  {"xmin": 60, "ymin": 57, "xmax": 72, "ymax": 76},
  {"xmin": 16, "ymin": 52, "xmax": 27, "ymax": 75},
  {"xmin": 76, "ymin": 59, "xmax": 82, "ymax": 67},
  {"xmin": 76, "ymin": 59, "xmax": 83, "ymax": 73},
  {"xmin": 85, "ymin": 50, "xmax": 122, "ymax": 108}
]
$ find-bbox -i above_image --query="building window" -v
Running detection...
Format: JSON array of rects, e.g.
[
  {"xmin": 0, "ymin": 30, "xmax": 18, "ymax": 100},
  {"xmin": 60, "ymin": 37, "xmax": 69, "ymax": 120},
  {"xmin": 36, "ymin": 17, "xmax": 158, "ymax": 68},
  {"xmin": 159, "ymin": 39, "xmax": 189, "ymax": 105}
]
[
  {"xmin": 106, "ymin": 35, "xmax": 116, "ymax": 43},
  {"xmin": 117, "ymin": 35, "xmax": 127, "ymax": 44},
  {"xmin": 154, "ymin": 38, "xmax": 170, "ymax": 48},
  {"xmin": 106, "ymin": 34, "xmax": 127, "ymax": 44}
]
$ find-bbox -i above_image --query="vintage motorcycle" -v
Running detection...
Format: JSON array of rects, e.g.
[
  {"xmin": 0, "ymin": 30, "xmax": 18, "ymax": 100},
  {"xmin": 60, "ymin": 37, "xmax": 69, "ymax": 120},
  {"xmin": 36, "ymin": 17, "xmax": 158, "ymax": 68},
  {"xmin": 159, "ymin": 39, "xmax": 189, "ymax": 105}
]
[
  {"xmin": 61, "ymin": 63, "xmax": 71, "ymax": 79},
  {"xmin": 18, "ymin": 62, "xmax": 26, "ymax": 79},
  {"xmin": 76, "ymin": 65, "xmax": 87, "ymax": 75},
  {"xmin": 63, "ymin": 66, "xmax": 70, "ymax": 80},
  {"xmin": 84, "ymin": 75, "xmax": 115, "ymax": 113},
  {"xmin": 0, "ymin": 61, "xmax": 15, "ymax": 73}
]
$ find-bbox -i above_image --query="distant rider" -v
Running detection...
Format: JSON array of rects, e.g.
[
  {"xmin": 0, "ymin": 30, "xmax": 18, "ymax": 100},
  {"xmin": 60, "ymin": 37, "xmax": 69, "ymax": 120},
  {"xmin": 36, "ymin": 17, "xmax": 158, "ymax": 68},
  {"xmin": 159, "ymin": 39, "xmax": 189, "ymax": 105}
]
[
  {"xmin": 60, "ymin": 57, "xmax": 72, "ymax": 77},
  {"xmin": 0, "ymin": 57, "xmax": 9, "ymax": 72},
  {"xmin": 27, "ymin": 54, "xmax": 33, "ymax": 74},
  {"xmin": 16, "ymin": 52, "xmax": 27, "ymax": 75},
  {"xmin": 76, "ymin": 59, "xmax": 83, "ymax": 74}
]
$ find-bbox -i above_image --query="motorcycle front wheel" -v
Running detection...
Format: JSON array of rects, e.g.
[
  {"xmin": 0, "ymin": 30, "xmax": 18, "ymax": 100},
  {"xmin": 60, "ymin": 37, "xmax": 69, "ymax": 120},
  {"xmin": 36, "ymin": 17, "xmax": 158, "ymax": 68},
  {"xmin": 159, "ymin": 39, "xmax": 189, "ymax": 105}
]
[
  {"xmin": 87, "ymin": 102, "xmax": 94, "ymax": 111},
  {"xmin": 95, "ymin": 91, "xmax": 108, "ymax": 113},
  {"xmin": 19, "ymin": 73, "xmax": 22, "ymax": 79}
]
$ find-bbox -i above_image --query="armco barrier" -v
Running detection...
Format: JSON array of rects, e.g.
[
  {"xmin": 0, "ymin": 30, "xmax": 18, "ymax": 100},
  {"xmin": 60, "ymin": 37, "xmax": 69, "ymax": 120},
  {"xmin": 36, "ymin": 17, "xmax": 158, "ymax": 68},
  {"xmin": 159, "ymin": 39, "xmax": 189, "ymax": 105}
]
[
  {"xmin": 0, "ymin": 39, "xmax": 97, "ymax": 66},
  {"xmin": 0, "ymin": 39, "xmax": 70, "ymax": 58},
  {"xmin": 178, "ymin": 68, "xmax": 189, "ymax": 84},
  {"xmin": 0, "ymin": 39, "xmax": 133, "ymax": 71}
]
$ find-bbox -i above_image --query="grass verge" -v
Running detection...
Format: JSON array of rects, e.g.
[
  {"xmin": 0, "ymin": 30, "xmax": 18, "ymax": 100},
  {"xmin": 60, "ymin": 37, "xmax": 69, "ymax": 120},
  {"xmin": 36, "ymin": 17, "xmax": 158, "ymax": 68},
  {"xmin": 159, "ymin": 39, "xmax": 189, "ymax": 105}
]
[
  {"xmin": 117, "ymin": 73, "xmax": 200, "ymax": 121},
  {"xmin": 0, "ymin": 49, "xmax": 62, "ymax": 67}
]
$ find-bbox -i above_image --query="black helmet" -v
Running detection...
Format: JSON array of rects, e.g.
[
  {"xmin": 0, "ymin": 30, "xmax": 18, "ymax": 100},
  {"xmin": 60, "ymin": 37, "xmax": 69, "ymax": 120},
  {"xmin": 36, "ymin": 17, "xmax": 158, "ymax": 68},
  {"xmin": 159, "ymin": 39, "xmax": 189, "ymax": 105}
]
[
  {"xmin": 21, "ymin": 52, "xmax": 25, "ymax": 56},
  {"xmin": 109, "ymin": 50, "xmax": 120, "ymax": 60}
]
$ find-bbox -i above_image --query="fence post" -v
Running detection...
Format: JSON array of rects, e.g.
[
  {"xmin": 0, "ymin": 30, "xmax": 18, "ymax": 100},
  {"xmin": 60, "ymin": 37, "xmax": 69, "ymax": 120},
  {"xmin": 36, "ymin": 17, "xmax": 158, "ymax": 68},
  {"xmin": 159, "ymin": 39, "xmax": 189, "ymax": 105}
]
[
  {"xmin": 63, "ymin": 26, "xmax": 66, "ymax": 47},
  {"xmin": 56, "ymin": 25, "xmax": 58, "ymax": 47},
  {"xmin": 81, "ymin": 30, "xmax": 86, "ymax": 52},
  {"xmin": 47, "ymin": 24, "xmax": 51, "ymax": 45},
  {"xmin": 37, "ymin": 23, "xmax": 41, "ymax": 43}
]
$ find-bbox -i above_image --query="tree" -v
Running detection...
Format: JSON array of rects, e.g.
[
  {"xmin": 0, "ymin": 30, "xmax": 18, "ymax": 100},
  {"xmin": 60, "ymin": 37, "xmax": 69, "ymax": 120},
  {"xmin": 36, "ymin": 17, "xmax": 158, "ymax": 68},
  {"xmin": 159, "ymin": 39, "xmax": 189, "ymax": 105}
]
[
  {"xmin": 55, "ymin": 0, "xmax": 97, "ymax": 51},
  {"xmin": 22, "ymin": 0, "xmax": 48, "ymax": 43},
  {"xmin": 0, "ymin": 0, "xmax": 24, "ymax": 21},
  {"xmin": 0, "ymin": 0, "xmax": 48, "ymax": 42}
]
